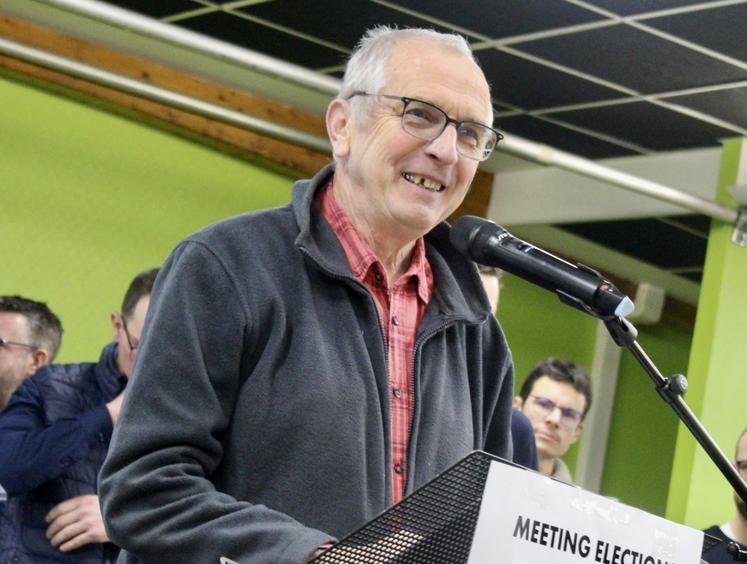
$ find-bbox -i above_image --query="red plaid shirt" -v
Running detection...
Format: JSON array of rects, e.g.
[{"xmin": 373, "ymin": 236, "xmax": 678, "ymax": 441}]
[{"xmin": 318, "ymin": 181, "xmax": 433, "ymax": 504}]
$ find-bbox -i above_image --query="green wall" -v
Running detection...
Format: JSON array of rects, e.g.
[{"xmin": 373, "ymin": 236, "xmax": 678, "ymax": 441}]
[
  {"xmin": 1, "ymin": 74, "xmax": 294, "ymax": 362},
  {"xmin": 602, "ymin": 321, "xmax": 692, "ymax": 515}
]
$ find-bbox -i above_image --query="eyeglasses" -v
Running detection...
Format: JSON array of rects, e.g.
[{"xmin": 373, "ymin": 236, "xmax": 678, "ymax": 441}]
[
  {"xmin": 529, "ymin": 395, "xmax": 583, "ymax": 428},
  {"xmin": 347, "ymin": 92, "xmax": 503, "ymax": 162},
  {"xmin": 0, "ymin": 337, "xmax": 37, "ymax": 352},
  {"xmin": 120, "ymin": 316, "xmax": 139, "ymax": 352},
  {"xmin": 737, "ymin": 460, "xmax": 747, "ymax": 478}
]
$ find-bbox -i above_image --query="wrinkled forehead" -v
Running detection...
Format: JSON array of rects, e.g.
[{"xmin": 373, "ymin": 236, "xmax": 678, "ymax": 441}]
[{"xmin": 386, "ymin": 39, "xmax": 492, "ymax": 121}]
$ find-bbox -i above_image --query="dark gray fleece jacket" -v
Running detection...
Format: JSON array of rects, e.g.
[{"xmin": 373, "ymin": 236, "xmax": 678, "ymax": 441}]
[{"xmin": 99, "ymin": 164, "xmax": 514, "ymax": 564}]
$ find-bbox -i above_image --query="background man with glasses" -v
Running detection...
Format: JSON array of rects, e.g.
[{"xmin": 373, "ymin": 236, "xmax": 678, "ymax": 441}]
[
  {"xmin": 513, "ymin": 356, "xmax": 592, "ymax": 482},
  {"xmin": 702, "ymin": 426, "xmax": 747, "ymax": 563},
  {"xmin": 99, "ymin": 26, "xmax": 514, "ymax": 564},
  {"xmin": 0, "ymin": 268, "xmax": 158, "ymax": 564},
  {"xmin": 0, "ymin": 296, "xmax": 62, "ymax": 559},
  {"xmin": 0, "ymin": 295, "xmax": 62, "ymax": 412}
]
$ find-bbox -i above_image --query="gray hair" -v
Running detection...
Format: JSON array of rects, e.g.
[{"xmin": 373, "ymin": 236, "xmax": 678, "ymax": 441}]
[{"xmin": 339, "ymin": 26, "xmax": 491, "ymax": 122}]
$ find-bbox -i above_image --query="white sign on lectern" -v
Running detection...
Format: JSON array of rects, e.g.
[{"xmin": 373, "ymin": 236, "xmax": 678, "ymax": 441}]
[{"xmin": 469, "ymin": 461, "xmax": 703, "ymax": 564}]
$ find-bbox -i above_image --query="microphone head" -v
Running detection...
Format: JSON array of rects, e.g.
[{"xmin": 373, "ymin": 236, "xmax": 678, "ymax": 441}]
[{"xmin": 450, "ymin": 215, "xmax": 498, "ymax": 258}]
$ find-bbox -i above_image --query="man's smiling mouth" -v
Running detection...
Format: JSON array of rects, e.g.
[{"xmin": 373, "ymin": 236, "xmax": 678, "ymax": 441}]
[{"xmin": 402, "ymin": 172, "xmax": 444, "ymax": 192}]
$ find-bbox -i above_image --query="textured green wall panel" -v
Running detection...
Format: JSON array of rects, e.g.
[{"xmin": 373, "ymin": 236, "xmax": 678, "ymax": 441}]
[{"xmin": 0, "ymin": 75, "xmax": 294, "ymax": 363}]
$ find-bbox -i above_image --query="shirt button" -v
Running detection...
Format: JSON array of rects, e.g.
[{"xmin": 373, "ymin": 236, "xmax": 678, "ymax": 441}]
[
  {"xmin": 394, "ymin": 464, "xmax": 403, "ymax": 474},
  {"xmin": 393, "ymin": 388, "xmax": 402, "ymax": 398},
  {"xmin": 374, "ymin": 272, "xmax": 384, "ymax": 283},
  {"xmin": 392, "ymin": 315, "xmax": 400, "ymax": 326}
]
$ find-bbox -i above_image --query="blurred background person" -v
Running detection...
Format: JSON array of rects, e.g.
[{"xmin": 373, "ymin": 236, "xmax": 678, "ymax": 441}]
[
  {"xmin": 0, "ymin": 268, "xmax": 157, "ymax": 564},
  {"xmin": 0, "ymin": 295, "xmax": 62, "ymax": 411},
  {"xmin": 702, "ymin": 426, "xmax": 747, "ymax": 564},
  {"xmin": 514, "ymin": 356, "xmax": 591, "ymax": 482}
]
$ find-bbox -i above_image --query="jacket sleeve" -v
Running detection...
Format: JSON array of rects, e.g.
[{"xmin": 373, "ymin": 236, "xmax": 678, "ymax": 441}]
[
  {"xmin": 99, "ymin": 241, "xmax": 332, "ymax": 564},
  {"xmin": 0, "ymin": 380, "xmax": 112, "ymax": 496}
]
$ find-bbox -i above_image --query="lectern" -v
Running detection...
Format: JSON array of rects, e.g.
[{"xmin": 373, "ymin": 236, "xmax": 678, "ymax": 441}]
[{"xmin": 311, "ymin": 451, "xmax": 717, "ymax": 563}]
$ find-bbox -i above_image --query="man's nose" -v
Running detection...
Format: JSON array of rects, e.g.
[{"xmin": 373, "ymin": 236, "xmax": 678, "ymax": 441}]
[
  {"xmin": 425, "ymin": 123, "xmax": 459, "ymax": 164},
  {"xmin": 544, "ymin": 406, "xmax": 563, "ymax": 425}
]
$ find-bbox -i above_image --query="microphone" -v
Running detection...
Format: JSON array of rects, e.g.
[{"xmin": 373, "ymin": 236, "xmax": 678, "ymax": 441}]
[{"xmin": 450, "ymin": 216, "xmax": 635, "ymax": 318}]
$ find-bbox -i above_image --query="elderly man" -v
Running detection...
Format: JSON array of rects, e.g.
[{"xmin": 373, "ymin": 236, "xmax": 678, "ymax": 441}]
[
  {"xmin": 513, "ymin": 357, "xmax": 592, "ymax": 482},
  {"xmin": 702, "ymin": 427, "xmax": 747, "ymax": 563},
  {"xmin": 0, "ymin": 296, "xmax": 62, "ymax": 411},
  {"xmin": 99, "ymin": 27, "xmax": 514, "ymax": 564},
  {"xmin": 0, "ymin": 269, "xmax": 157, "ymax": 563}
]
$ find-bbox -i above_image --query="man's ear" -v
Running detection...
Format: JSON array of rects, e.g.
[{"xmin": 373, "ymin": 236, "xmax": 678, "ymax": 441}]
[
  {"xmin": 571, "ymin": 422, "xmax": 584, "ymax": 442},
  {"xmin": 26, "ymin": 348, "xmax": 50, "ymax": 374},
  {"xmin": 326, "ymin": 99, "xmax": 351, "ymax": 160},
  {"xmin": 111, "ymin": 311, "xmax": 122, "ymax": 341}
]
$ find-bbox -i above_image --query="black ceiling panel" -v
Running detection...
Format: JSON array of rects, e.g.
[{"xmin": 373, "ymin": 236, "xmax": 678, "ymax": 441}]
[
  {"xmin": 556, "ymin": 218, "xmax": 708, "ymax": 270},
  {"xmin": 97, "ymin": 0, "xmax": 198, "ymax": 18},
  {"xmin": 497, "ymin": 114, "xmax": 637, "ymax": 159},
  {"xmin": 388, "ymin": 0, "xmax": 603, "ymax": 39},
  {"xmin": 643, "ymin": 4, "xmax": 747, "ymax": 61},
  {"xmin": 548, "ymin": 101, "xmax": 737, "ymax": 151},
  {"xmin": 236, "ymin": 0, "xmax": 450, "ymax": 50},
  {"xmin": 475, "ymin": 48, "xmax": 623, "ymax": 110},
  {"xmin": 173, "ymin": 11, "xmax": 347, "ymax": 69},
  {"xmin": 663, "ymin": 86, "xmax": 747, "ymax": 130},
  {"xmin": 580, "ymin": 0, "xmax": 713, "ymax": 16},
  {"xmin": 514, "ymin": 24, "xmax": 747, "ymax": 94}
]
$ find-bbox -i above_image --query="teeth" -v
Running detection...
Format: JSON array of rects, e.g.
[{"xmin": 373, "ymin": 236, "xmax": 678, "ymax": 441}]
[{"xmin": 402, "ymin": 173, "xmax": 444, "ymax": 192}]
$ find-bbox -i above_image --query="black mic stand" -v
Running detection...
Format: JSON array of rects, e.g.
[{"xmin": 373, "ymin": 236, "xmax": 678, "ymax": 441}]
[{"xmin": 601, "ymin": 315, "xmax": 747, "ymax": 562}]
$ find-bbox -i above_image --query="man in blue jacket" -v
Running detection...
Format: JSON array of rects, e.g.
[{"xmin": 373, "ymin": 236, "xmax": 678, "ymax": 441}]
[
  {"xmin": 0, "ymin": 296, "xmax": 63, "ymax": 559},
  {"xmin": 0, "ymin": 295, "xmax": 62, "ymax": 412},
  {"xmin": 0, "ymin": 268, "xmax": 158, "ymax": 563}
]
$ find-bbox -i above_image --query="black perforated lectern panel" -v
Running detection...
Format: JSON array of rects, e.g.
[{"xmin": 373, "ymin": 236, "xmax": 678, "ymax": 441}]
[{"xmin": 312, "ymin": 451, "xmax": 494, "ymax": 564}]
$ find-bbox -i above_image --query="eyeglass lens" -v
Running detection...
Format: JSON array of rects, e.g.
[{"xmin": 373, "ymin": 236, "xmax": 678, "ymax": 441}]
[
  {"xmin": 401, "ymin": 98, "xmax": 497, "ymax": 160},
  {"xmin": 531, "ymin": 395, "xmax": 582, "ymax": 426}
]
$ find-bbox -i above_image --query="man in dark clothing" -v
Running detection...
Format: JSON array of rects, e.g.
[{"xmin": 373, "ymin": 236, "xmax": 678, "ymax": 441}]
[
  {"xmin": 702, "ymin": 427, "xmax": 747, "ymax": 564},
  {"xmin": 0, "ymin": 295, "xmax": 62, "ymax": 411},
  {"xmin": 99, "ymin": 27, "xmax": 514, "ymax": 564},
  {"xmin": 0, "ymin": 296, "xmax": 63, "ymax": 560},
  {"xmin": 0, "ymin": 269, "xmax": 158, "ymax": 564}
]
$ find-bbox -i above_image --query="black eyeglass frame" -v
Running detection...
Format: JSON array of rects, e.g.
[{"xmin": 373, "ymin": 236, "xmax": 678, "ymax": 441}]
[
  {"xmin": 0, "ymin": 337, "xmax": 37, "ymax": 351},
  {"xmin": 347, "ymin": 91, "xmax": 503, "ymax": 161},
  {"xmin": 120, "ymin": 316, "xmax": 138, "ymax": 352},
  {"xmin": 528, "ymin": 394, "xmax": 584, "ymax": 427}
]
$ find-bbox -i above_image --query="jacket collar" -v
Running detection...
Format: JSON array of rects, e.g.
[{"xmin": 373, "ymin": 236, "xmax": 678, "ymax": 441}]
[
  {"xmin": 291, "ymin": 163, "xmax": 491, "ymax": 327},
  {"xmin": 95, "ymin": 342, "xmax": 128, "ymax": 399}
]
